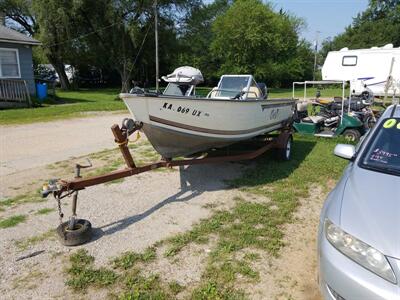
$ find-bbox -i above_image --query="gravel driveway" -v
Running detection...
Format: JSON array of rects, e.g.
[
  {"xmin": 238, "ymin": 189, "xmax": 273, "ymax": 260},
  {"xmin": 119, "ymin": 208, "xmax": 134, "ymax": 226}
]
[
  {"xmin": 0, "ymin": 114, "xmax": 323, "ymax": 299},
  {"xmin": 0, "ymin": 112, "xmax": 129, "ymax": 176}
]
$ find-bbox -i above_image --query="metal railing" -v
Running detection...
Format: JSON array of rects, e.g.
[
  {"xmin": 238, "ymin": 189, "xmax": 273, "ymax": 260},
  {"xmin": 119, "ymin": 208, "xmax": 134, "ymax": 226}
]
[{"xmin": 0, "ymin": 79, "xmax": 31, "ymax": 107}]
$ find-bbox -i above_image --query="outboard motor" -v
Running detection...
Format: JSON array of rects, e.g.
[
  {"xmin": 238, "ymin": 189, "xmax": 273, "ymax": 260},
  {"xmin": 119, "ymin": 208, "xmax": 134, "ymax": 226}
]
[
  {"xmin": 161, "ymin": 66, "xmax": 204, "ymax": 85},
  {"xmin": 161, "ymin": 66, "xmax": 204, "ymax": 97}
]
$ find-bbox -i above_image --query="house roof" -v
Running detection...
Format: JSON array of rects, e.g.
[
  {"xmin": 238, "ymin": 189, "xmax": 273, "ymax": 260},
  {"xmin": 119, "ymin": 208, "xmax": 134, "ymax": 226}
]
[{"xmin": 0, "ymin": 25, "xmax": 41, "ymax": 46}]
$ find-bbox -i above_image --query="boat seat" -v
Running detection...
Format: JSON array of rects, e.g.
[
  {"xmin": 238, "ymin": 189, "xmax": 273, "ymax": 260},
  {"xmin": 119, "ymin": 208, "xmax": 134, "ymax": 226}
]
[
  {"xmin": 243, "ymin": 87, "xmax": 261, "ymax": 99},
  {"xmin": 316, "ymin": 98, "xmax": 334, "ymax": 105},
  {"xmin": 302, "ymin": 115, "xmax": 325, "ymax": 124},
  {"xmin": 296, "ymin": 101, "xmax": 308, "ymax": 112},
  {"xmin": 208, "ymin": 87, "xmax": 219, "ymax": 98}
]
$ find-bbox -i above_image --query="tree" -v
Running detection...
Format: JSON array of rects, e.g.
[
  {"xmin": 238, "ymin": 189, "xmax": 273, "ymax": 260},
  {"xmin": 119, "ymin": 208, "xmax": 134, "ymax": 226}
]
[
  {"xmin": 210, "ymin": 0, "xmax": 312, "ymax": 86},
  {"xmin": 31, "ymin": 0, "xmax": 79, "ymax": 89},
  {"xmin": 0, "ymin": 0, "xmax": 37, "ymax": 35},
  {"xmin": 1, "ymin": 0, "xmax": 75, "ymax": 89},
  {"xmin": 177, "ymin": 0, "xmax": 232, "ymax": 84},
  {"xmin": 74, "ymin": 0, "xmax": 196, "ymax": 92},
  {"xmin": 320, "ymin": 0, "xmax": 400, "ymax": 57}
]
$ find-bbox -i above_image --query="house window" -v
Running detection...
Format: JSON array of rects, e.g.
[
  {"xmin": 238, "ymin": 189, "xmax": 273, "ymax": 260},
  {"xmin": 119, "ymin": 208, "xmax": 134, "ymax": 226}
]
[
  {"xmin": 0, "ymin": 48, "xmax": 20, "ymax": 78},
  {"xmin": 342, "ymin": 55, "xmax": 357, "ymax": 66}
]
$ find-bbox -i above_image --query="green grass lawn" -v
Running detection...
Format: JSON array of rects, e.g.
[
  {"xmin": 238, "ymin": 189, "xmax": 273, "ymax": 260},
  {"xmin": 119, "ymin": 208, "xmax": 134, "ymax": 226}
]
[
  {"xmin": 0, "ymin": 86, "xmax": 347, "ymax": 125},
  {"xmin": 0, "ymin": 88, "xmax": 125, "ymax": 125}
]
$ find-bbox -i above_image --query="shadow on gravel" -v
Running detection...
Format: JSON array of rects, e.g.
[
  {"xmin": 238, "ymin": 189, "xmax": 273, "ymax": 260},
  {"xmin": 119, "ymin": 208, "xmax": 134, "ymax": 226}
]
[
  {"xmin": 98, "ymin": 163, "xmax": 240, "ymax": 236},
  {"xmin": 95, "ymin": 137, "xmax": 316, "ymax": 237}
]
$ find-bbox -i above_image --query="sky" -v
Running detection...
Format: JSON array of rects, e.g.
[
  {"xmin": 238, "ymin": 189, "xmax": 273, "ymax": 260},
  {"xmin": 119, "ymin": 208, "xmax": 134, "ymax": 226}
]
[
  {"xmin": 270, "ymin": 0, "xmax": 369, "ymax": 44},
  {"xmin": 204, "ymin": 0, "xmax": 369, "ymax": 45}
]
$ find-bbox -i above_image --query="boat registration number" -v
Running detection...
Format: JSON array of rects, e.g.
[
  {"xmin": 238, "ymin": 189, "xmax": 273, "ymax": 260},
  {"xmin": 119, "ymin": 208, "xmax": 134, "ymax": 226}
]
[{"xmin": 161, "ymin": 102, "xmax": 209, "ymax": 117}]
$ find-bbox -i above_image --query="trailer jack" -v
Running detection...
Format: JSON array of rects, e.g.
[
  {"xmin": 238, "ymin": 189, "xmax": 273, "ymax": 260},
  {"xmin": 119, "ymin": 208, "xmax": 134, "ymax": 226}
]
[{"xmin": 42, "ymin": 119, "xmax": 293, "ymax": 246}]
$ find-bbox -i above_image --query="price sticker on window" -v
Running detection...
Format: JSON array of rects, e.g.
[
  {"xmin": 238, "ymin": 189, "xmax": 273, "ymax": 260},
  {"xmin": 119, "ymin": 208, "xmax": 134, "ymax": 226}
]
[{"xmin": 383, "ymin": 119, "xmax": 397, "ymax": 129}]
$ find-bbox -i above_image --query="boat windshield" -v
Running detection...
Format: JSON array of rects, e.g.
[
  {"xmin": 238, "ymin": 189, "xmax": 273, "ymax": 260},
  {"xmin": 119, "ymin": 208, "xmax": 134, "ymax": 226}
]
[
  {"xmin": 217, "ymin": 76, "xmax": 251, "ymax": 98},
  {"xmin": 163, "ymin": 83, "xmax": 194, "ymax": 96},
  {"xmin": 360, "ymin": 117, "xmax": 400, "ymax": 176}
]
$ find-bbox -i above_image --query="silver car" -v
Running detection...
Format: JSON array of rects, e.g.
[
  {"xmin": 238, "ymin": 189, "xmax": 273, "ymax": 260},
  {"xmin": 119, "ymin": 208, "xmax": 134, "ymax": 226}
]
[{"xmin": 318, "ymin": 104, "xmax": 400, "ymax": 300}]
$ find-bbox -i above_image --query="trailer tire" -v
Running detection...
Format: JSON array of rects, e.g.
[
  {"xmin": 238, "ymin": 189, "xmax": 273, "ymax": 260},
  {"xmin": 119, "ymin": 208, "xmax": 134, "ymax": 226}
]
[
  {"xmin": 365, "ymin": 116, "xmax": 376, "ymax": 129},
  {"xmin": 343, "ymin": 129, "xmax": 361, "ymax": 142},
  {"xmin": 57, "ymin": 219, "xmax": 92, "ymax": 246},
  {"xmin": 277, "ymin": 135, "xmax": 293, "ymax": 161}
]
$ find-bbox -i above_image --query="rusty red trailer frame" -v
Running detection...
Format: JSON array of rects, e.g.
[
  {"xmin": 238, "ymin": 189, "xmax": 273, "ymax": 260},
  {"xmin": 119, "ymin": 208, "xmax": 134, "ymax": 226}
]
[
  {"xmin": 45, "ymin": 120, "xmax": 292, "ymax": 245},
  {"xmin": 56, "ymin": 122, "xmax": 292, "ymax": 195}
]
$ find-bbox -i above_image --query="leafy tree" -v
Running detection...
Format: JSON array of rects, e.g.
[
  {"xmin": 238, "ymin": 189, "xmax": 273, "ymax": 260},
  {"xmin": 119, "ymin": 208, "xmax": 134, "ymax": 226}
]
[
  {"xmin": 177, "ymin": 0, "xmax": 232, "ymax": 84},
  {"xmin": 0, "ymin": 0, "xmax": 37, "ymax": 35},
  {"xmin": 320, "ymin": 0, "xmax": 400, "ymax": 57},
  {"xmin": 74, "ymin": 0, "xmax": 196, "ymax": 92},
  {"xmin": 31, "ymin": 0, "xmax": 80, "ymax": 89},
  {"xmin": 210, "ymin": 0, "xmax": 312, "ymax": 86},
  {"xmin": 2, "ymin": 0, "xmax": 76, "ymax": 89}
]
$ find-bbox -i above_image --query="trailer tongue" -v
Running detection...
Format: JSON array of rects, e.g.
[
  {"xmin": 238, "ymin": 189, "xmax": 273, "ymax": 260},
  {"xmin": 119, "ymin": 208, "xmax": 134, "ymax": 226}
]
[{"xmin": 42, "ymin": 119, "xmax": 293, "ymax": 246}]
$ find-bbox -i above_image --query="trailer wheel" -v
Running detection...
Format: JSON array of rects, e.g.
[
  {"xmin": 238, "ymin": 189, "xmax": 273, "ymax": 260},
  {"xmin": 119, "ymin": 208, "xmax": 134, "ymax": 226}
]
[
  {"xmin": 57, "ymin": 219, "xmax": 92, "ymax": 246},
  {"xmin": 343, "ymin": 129, "xmax": 361, "ymax": 142},
  {"xmin": 365, "ymin": 116, "xmax": 376, "ymax": 129},
  {"xmin": 277, "ymin": 135, "xmax": 293, "ymax": 161}
]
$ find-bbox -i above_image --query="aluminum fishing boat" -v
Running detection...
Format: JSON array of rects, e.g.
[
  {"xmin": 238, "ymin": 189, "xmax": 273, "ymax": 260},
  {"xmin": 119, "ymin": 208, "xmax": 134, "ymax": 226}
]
[{"xmin": 120, "ymin": 67, "xmax": 295, "ymax": 158}]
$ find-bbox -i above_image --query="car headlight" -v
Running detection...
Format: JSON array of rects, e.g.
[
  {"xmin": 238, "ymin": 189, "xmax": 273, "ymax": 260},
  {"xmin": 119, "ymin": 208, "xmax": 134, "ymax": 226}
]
[{"xmin": 325, "ymin": 219, "xmax": 397, "ymax": 284}]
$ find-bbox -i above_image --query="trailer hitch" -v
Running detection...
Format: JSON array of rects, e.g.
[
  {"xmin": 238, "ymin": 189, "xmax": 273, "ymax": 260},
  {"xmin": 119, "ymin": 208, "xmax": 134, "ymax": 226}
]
[
  {"xmin": 41, "ymin": 159, "xmax": 92, "ymax": 198},
  {"xmin": 41, "ymin": 179, "xmax": 62, "ymax": 198}
]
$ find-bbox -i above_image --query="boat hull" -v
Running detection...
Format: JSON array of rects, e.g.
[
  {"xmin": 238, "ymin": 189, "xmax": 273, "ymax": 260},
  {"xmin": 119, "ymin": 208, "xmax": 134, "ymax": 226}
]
[{"xmin": 120, "ymin": 94, "xmax": 295, "ymax": 158}]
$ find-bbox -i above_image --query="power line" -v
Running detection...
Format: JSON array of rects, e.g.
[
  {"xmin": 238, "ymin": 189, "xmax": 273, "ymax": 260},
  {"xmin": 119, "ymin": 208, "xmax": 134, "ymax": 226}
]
[
  {"xmin": 41, "ymin": 21, "xmax": 123, "ymax": 48},
  {"xmin": 41, "ymin": 0, "xmax": 158, "ymax": 49},
  {"xmin": 132, "ymin": 21, "xmax": 153, "ymax": 67}
]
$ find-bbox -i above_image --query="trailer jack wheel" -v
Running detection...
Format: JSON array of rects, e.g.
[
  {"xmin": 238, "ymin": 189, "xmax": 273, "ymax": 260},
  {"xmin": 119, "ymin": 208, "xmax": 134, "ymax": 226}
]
[{"xmin": 57, "ymin": 218, "xmax": 92, "ymax": 246}]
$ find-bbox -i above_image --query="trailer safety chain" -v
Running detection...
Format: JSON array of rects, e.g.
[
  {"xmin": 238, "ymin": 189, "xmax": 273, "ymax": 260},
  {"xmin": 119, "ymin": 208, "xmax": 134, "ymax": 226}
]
[
  {"xmin": 117, "ymin": 129, "xmax": 141, "ymax": 147},
  {"xmin": 117, "ymin": 139, "xmax": 129, "ymax": 146},
  {"xmin": 131, "ymin": 131, "xmax": 141, "ymax": 143},
  {"xmin": 55, "ymin": 194, "xmax": 68, "ymax": 240}
]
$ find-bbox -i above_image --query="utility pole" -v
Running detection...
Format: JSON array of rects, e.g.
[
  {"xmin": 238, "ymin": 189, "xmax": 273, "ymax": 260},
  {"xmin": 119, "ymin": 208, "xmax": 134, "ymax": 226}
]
[
  {"xmin": 154, "ymin": 0, "xmax": 159, "ymax": 91},
  {"xmin": 0, "ymin": 12, "xmax": 5, "ymax": 26},
  {"xmin": 313, "ymin": 31, "xmax": 320, "ymax": 82}
]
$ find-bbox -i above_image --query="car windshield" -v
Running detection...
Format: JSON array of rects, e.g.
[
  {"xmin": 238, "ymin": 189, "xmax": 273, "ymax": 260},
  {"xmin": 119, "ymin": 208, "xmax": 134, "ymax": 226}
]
[
  {"xmin": 360, "ymin": 117, "xmax": 400, "ymax": 176},
  {"xmin": 217, "ymin": 76, "xmax": 250, "ymax": 98}
]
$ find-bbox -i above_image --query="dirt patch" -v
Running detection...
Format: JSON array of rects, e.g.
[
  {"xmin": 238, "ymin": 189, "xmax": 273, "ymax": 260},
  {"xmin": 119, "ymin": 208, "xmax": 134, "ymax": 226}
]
[
  {"xmin": 245, "ymin": 185, "xmax": 325, "ymax": 300},
  {"xmin": 0, "ymin": 112, "xmax": 129, "ymax": 176},
  {"xmin": 0, "ymin": 162, "xmax": 244, "ymax": 299}
]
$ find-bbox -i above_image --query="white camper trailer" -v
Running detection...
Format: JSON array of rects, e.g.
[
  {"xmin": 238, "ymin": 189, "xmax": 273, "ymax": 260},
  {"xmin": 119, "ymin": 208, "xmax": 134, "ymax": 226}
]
[{"xmin": 321, "ymin": 44, "xmax": 399, "ymax": 97}]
